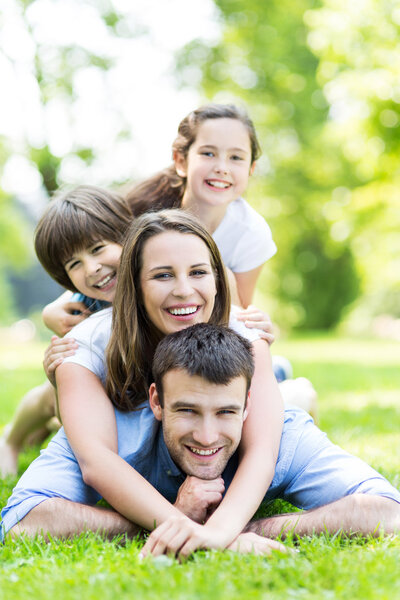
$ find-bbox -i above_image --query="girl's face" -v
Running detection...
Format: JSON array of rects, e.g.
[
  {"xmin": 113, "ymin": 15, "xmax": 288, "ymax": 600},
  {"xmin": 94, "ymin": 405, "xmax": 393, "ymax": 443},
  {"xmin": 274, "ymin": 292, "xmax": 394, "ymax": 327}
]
[
  {"xmin": 140, "ymin": 231, "xmax": 217, "ymax": 336},
  {"xmin": 64, "ymin": 241, "xmax": 122, "ymax": 303},
  {"xmin": 175, "ymin": 118, "xmax": 255, "ymax": 210}
]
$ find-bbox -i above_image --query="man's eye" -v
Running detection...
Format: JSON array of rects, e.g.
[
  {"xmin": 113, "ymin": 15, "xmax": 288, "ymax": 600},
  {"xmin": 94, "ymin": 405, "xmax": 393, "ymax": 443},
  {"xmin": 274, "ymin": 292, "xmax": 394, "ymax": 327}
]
[
  {"xmin": 178, "ymin": 408, "xmax": 194, "ymax": 413},
  {"xmin": 218, "ymin": 410, "xmax": 236, "ymax": 415}
]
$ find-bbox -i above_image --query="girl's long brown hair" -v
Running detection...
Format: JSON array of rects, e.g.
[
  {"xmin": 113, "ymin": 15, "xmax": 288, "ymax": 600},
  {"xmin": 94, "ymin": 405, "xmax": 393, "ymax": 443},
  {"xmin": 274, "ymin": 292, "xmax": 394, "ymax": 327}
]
[
  {"xmin": 106, "ymin": 209, "xmax": 231, "ymax": 411},
  {"xmin": 125, "ymin": 103, "xmax": 261, "ymax": 217}
]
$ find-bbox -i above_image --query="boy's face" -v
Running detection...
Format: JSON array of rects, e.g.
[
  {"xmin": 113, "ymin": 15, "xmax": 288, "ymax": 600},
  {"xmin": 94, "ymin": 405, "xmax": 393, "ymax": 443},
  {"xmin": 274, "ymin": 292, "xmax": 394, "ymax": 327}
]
[
  {"xmin": 64, "ymin": 241, "xmax": 122, "ymax": 302},
  {"xmin": 149, "ymin": 368, "xmax": 249, "ymax": 481}
]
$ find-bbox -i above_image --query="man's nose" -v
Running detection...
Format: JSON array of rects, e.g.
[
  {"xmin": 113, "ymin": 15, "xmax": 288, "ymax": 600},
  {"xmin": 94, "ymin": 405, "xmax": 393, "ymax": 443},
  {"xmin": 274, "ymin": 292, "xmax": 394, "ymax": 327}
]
[{"xmin": 192, "ymin": 419, "xmax": 219, "ymax": 447}]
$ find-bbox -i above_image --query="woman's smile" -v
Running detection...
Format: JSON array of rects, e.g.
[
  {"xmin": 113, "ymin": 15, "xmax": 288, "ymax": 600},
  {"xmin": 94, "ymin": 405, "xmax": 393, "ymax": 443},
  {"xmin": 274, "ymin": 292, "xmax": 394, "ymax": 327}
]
[{"xmin": 140, "ymin": 231, "xmax": 217, "ymax": 335}]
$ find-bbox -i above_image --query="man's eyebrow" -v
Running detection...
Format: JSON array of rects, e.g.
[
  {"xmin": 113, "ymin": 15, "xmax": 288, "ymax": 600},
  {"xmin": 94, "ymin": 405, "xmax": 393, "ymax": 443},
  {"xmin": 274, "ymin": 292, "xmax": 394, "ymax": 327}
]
[
  {"xmin": 148, "ymin": 262, "xmax": 210, "ymax": 273},
  {"xmin": 170, "ymin": 400, "xmax": 243, "ymax": 411}
]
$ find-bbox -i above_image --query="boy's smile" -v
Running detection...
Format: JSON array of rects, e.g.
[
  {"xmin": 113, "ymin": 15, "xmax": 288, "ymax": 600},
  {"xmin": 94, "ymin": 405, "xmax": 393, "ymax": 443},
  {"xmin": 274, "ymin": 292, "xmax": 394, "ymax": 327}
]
[
  {"xmin": 149, "ymin": 369, "xmax": 249, "ymax": 481},
  {"xmin": 64, "ymin": 241, "xmax": 122, "ymax": 303}
]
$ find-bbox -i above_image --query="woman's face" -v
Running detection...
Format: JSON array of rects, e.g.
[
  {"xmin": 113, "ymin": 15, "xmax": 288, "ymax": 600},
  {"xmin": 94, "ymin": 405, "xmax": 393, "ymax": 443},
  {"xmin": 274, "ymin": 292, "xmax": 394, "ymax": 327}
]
[{"xmin": 140, "ymin": 231, "xmax": 217, "ymax": 335}]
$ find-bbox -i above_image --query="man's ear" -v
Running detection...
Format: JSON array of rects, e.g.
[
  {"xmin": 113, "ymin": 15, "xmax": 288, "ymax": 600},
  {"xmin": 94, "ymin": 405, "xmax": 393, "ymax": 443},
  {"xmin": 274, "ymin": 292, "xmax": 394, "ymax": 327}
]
[
  {"xmin": 249, "ymin": 161, "xmax": 256, "ymax": 176},
  {"xmin": 149, "ymin": 383, "xmax": 162, "ymax": 421},
  {"xmin": 243, "ymin": 391, "xmax": 251, "ymax": 422},
  {"xmin": 173, "ymin": 150, "xmax": 187, "ymax": 178}
]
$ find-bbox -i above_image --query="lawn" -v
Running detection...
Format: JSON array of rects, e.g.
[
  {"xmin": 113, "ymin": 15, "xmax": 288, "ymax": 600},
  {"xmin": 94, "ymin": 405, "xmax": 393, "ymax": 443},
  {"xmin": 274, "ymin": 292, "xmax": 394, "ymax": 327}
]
[{"xmin": 0, "ymin": 334, "xmax": 399, "ymax": 600}]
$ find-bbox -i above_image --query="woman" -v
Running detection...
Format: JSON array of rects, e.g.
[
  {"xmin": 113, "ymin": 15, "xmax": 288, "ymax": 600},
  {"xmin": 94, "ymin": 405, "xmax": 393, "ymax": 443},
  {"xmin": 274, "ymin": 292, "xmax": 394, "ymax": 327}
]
[{"xmin": 54, "ymin": 210, "xmax": 284, "ymax": 551}]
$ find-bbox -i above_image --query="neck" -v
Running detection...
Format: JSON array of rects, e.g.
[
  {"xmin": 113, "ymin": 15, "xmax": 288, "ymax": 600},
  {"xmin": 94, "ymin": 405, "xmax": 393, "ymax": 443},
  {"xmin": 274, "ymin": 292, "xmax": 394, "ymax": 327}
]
[{"xmin": 181, "ymin": 192, "xmax": 228, "ymax": 235}]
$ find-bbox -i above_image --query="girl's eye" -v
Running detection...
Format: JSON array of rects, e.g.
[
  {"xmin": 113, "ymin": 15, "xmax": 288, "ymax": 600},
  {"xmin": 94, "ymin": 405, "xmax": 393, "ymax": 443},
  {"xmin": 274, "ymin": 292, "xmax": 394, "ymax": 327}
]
[
  {"xmin": 92, "ymin": 244, "xmax": 105, "ymax": 254},
  {"xmin": 201, "ymin": 151, "xmax": 214, "ymax": 157},
  {"xmin": 231, "ymin": 155, "xmax": 244, "ymax": 161}
]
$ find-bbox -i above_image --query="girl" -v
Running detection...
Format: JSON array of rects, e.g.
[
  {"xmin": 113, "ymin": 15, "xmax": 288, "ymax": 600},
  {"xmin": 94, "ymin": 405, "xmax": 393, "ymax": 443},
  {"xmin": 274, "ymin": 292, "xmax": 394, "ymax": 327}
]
[
  {"xmin": 45, "ymin": 210, "xmax": 283, "ymax": 550},
  {"xmin": 126, "ymin": 103, "xmax": 276, "ymax": 309}
]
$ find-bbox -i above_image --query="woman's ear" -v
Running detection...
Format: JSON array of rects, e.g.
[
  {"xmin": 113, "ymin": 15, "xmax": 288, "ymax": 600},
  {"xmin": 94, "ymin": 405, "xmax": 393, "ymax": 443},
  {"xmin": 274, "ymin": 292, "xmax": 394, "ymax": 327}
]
[
  {"xmin": 173, "ymin": 150, "xmax": 187, "ymax": 177},
  {"xmin": 149, "ymin": 383, "xmax": 163, "ymax": 421}
]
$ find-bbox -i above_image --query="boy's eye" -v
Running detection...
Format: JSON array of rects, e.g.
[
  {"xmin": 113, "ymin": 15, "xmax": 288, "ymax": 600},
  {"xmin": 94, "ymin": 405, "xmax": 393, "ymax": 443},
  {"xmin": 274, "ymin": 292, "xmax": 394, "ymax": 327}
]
[{"xmin": 66, "ymin": 260, "xmax": 80, "ymax": 271}]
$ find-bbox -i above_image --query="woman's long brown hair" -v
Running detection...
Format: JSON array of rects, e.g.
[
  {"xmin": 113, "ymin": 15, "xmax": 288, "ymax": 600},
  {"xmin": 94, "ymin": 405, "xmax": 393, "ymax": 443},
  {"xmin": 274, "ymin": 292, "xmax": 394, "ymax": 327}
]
[{"xmin": 106, "ymin": 209, "xmax": 231, "ymax": 411}]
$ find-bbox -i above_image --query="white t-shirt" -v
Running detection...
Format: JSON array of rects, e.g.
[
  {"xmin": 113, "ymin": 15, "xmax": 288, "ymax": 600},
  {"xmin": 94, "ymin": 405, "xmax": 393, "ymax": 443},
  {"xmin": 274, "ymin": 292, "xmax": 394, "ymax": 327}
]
[
  {"xmin": 64, "ymin": 306, "xmax": 262, "ymax": 382},
  {"xmin": 212, "ymin": 197, "xmax": 277, "ymax": 273}
]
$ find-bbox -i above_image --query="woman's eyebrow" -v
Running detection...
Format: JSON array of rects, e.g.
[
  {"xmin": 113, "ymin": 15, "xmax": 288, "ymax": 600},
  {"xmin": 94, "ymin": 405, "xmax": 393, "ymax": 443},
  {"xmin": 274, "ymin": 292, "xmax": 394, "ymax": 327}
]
[{"xmin": 148, "ymin": 262, "xmax": 210, "ymax": 273}]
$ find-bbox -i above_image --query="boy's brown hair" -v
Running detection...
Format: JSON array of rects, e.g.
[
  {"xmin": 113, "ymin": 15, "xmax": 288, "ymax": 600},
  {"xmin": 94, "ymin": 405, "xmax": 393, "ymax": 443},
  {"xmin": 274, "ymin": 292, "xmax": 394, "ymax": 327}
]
[{"xmin": 34, "ymin": 185, "xmax": 132, "ymax": 292}]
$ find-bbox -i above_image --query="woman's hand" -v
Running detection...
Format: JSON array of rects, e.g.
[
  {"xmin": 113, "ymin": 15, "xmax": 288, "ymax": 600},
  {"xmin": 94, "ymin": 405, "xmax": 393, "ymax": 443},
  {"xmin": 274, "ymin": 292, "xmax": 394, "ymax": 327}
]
[
  {"xmin": 140, "ymin": 516, "xmax": 232, "ymax": 559},
  {"xmin": 42, "ymin": 293, "xmax": 90, "ymax": 336},
  {"xmin": 43, "ymin": 336, "xmax": 79, "ymax": 386},
  {"xmin": 235, "ymin": 305, "xmax": 275, "ymax": 345}
]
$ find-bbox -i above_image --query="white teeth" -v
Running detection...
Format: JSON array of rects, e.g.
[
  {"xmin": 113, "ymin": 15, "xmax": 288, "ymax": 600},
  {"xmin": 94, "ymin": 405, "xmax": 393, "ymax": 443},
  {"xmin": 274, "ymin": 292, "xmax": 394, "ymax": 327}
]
[
  {"xmin": 207, "ymin": 180, "xmax": 230, "ymax": 189},
  {"xmin": 190, "ymin": 447, "xmax": 219, "ymax": 456},
  {"xmin": 95, "ymin": 273, "xmax": 114, "ymax": 288},
  {"xmin": 168, "ymin": 306, "xmax": 197, "ymax": 316}
]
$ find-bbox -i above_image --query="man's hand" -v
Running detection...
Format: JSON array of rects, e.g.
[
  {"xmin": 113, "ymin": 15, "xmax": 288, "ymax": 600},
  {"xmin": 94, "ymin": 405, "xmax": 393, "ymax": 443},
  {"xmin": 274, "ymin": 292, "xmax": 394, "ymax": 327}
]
[
  {"xmin": 174, "ymin": 476, "xmax": 225, "ymax": 523},
  {"xmin": 227, "ymin": 532, "xmax": 287, "ymax": 555}
]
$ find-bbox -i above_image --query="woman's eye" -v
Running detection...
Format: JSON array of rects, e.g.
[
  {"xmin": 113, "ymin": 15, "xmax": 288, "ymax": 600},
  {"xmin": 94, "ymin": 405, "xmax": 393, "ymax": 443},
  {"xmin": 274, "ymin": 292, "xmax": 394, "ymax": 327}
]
[
  {"xmin": 190, "ymin": 269, "xmax": 207, "ymax": 277},
  {"xmin": 154, "ymin": 273, "xmax": 172, "ymax": 280}
]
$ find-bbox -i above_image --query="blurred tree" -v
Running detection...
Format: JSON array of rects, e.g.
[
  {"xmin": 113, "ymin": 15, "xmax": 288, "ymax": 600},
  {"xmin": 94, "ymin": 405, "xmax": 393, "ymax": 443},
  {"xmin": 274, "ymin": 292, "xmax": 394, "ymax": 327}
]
[
  {"xmin": 176, "ymin": 0, "xmax": 399, "ymax": 330},
  {"xmin": 0, "ymin": 0, "xmax": 143, "ymax": 319}
]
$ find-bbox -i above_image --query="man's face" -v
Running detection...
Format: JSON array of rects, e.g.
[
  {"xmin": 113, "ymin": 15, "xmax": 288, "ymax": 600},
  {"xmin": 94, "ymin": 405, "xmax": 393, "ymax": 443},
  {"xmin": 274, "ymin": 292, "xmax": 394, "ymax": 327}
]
[{"xmin": 149, "ymin": 369, "xmax": 249, "ymax": 480}]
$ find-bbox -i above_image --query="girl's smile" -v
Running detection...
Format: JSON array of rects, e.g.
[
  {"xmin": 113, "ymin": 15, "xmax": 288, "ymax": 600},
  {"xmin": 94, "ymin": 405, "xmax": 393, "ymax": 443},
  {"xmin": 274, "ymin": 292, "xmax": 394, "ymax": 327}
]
[{"xmin": 140, "ymin": 231, "xmax": 217, "ymax": 335}]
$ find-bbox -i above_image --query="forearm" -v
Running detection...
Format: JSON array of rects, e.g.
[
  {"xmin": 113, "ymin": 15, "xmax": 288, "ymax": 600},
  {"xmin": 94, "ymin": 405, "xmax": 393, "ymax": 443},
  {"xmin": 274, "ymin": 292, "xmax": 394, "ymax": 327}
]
[
  {"xmin": 247, "ymin": 495, "xmax": 400, "ymax": 538},
  {"xmin": 9, "ymin": 498, "xmax": 140, "ymax": 541},
  {"xmin": 205, "ymin": 340, "xmax": 284, "ymax": 543}
]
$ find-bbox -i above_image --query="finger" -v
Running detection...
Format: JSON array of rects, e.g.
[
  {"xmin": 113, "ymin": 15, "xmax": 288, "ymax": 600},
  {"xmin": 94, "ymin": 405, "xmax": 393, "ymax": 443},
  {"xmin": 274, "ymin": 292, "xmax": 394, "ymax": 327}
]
[
  {"xmin": 145, "ymin": 521, "xmax": 189, "ymax": 557},
  {"xmin": 178, "ymin": 533, "xmax": 205, "ymax": 559},
  {"xmin": 65, "ymin": 302, "xmax": 91, "ymax": 314},
  {"xmin": 258, "ymin": 333, "xmax": 275, "ymax": 345},
  {"xmin": 46, "ymin": 357, "xmax": 65, "ymax": 374},
  {"xmin": 243, "ymin": 319, "xmax": 272, "ymax": 329}
]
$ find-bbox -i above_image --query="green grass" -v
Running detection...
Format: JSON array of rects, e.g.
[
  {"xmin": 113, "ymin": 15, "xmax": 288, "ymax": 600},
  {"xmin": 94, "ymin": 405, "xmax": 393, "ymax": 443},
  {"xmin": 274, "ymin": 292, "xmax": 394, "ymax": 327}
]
[{"xmin": 1, "ymin": 334, "xmax": 399, "ymax": 599}]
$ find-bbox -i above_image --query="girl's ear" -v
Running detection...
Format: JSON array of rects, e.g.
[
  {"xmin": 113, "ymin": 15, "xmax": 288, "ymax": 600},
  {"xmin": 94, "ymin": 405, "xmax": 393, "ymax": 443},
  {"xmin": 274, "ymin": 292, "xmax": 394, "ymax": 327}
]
[
  {"xmin": 149, "ymin": 383, "xmax": 162, "ymax": 421},
  {"xmin": 173, "ymin": 150, "xmax": 188, "ymax": 177},
  {"xmin": 249, "ymin": 161, "xmax": 256, "ymax": 176}
]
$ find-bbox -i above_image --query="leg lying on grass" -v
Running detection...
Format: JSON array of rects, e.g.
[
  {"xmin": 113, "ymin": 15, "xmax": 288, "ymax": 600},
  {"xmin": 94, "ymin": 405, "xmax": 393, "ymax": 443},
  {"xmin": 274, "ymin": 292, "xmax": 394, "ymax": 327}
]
[
  {"xmin": 0, "ymin": 381, "xmax": 60, "ymax": 477},
  {"xmin": 8, "ymin": 498, "xmax": 140, "ymax": 541},
  {"xmin": 246, "ymin": 495, "xmax": 400, "ymax": 539}
]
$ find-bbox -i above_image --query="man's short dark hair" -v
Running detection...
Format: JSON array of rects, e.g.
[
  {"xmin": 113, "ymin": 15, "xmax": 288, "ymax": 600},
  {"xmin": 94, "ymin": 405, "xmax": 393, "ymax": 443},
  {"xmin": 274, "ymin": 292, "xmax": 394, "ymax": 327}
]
[{"xmin": 152, "ymin": 323, "xmax": 255, "ymax": 406}]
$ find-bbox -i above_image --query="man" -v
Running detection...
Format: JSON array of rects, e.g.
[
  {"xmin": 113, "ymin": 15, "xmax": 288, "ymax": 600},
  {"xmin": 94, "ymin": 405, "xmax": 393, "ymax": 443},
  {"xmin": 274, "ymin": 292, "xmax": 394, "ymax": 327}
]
[{"xmin": 2, "ymin": 325, "xmax": 400, "ymax": 556}]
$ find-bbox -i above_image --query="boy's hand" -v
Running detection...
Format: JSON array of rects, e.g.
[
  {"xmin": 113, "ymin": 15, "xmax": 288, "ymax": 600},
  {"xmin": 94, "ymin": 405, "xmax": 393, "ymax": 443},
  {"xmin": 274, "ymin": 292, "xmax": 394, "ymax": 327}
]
[
  {"xmin": 43, "ymin": 336, "xmax": 79, "ymax": 386},
  {"xmin": 42, "ymin": 299, "xmax": 90, "ymax": 336},
  {"xmin": 235, "ymin": 305, "xmax": 275, "ymax": 345},
  {"xmin": 174, "ymin": 476, "xmax": 225, "ymax": 523}
]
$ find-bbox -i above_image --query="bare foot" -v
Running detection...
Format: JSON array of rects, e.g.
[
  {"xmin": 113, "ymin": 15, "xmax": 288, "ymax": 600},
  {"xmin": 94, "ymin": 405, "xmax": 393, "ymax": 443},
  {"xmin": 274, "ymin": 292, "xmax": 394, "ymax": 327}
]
[{"xmin": 0, "ymin": 426, "xmax": 19, "ymax": 477}]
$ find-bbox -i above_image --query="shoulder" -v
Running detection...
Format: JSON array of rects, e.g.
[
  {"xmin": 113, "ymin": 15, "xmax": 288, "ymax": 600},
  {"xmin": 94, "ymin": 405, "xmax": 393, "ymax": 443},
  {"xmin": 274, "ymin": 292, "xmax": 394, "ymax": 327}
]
[
  {"xmin": 65, "ymin": 307, "xmax": 112, "ymax": 347},
  {"xmin": 225, "ymin": 198, "xmax": 271, "ymax": 232}
]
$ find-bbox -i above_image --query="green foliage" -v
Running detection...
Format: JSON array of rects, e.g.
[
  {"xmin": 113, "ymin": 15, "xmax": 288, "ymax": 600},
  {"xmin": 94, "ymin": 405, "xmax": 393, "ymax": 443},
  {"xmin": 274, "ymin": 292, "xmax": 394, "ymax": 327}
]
[
  {"xmin": 1, "ymin": 334, "xmax": 399, "ymax": 598},
  {"xmin": 176, "ymin": 0, "xmax": 399, "ymax": 330}
]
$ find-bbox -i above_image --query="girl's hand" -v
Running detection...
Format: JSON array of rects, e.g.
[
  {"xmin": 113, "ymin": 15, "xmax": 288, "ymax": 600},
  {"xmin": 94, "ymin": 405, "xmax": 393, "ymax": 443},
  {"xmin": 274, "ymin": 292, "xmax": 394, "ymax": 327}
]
[
  {"xmin": 43, "ymin": 336, "xmax": 79, "ymax": 386},
  {"xmin": 42, "ymin": 297, "xmax": 90, "ymax": 337},
  {"xmin": 235, "ymin": 305, "xmax": 275, "ymax": 345}
]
